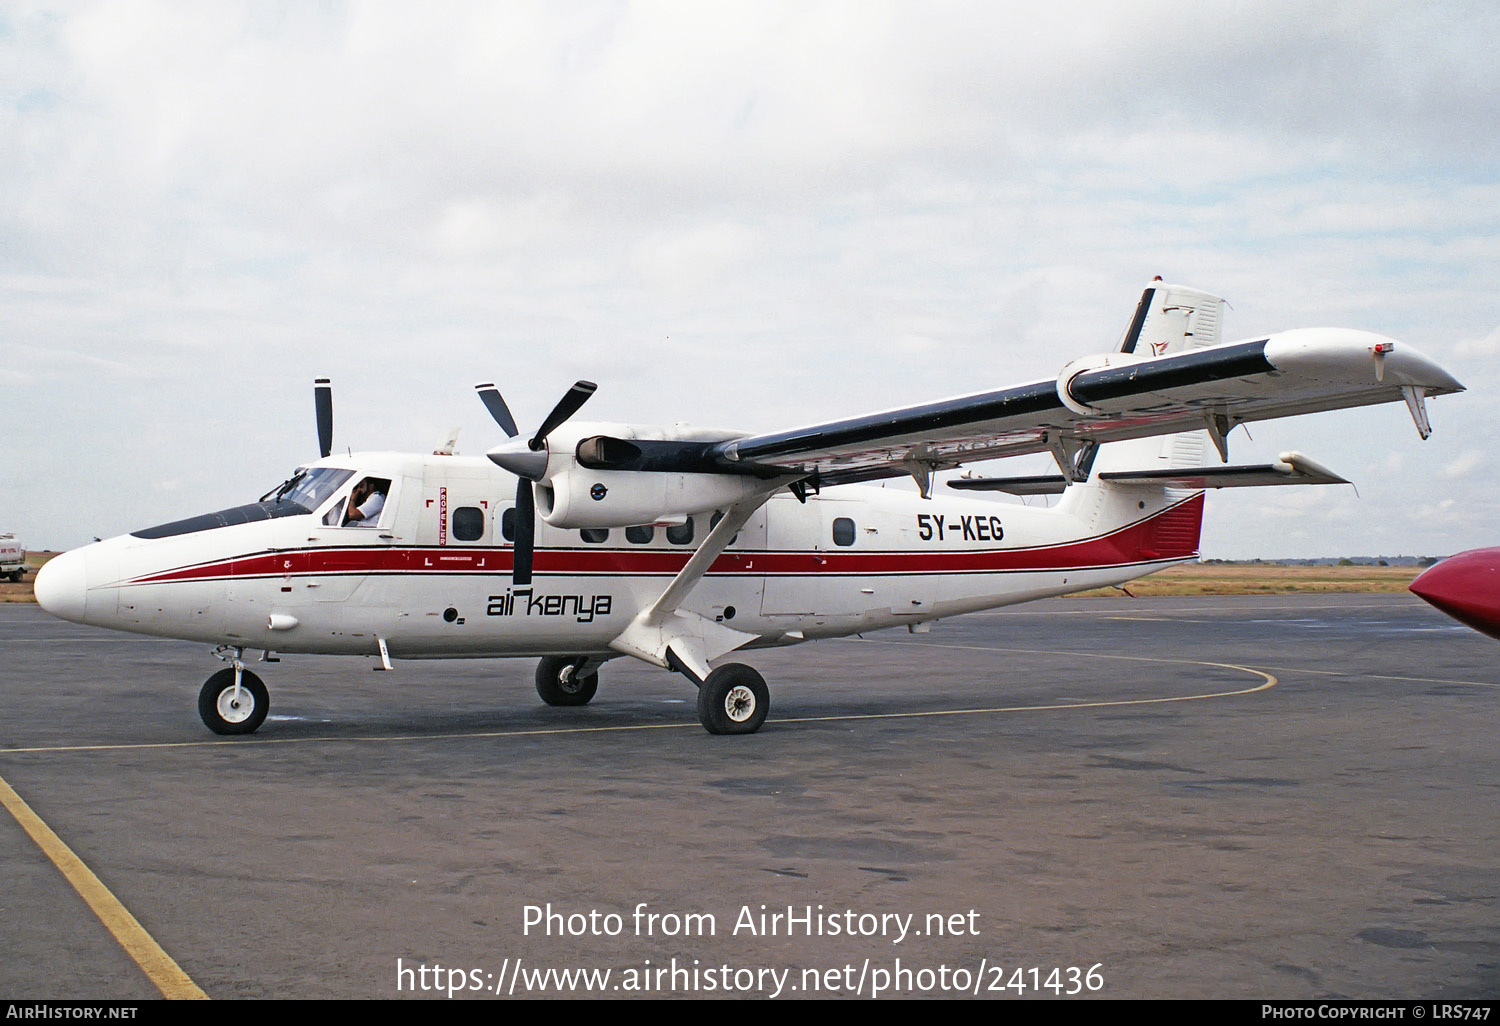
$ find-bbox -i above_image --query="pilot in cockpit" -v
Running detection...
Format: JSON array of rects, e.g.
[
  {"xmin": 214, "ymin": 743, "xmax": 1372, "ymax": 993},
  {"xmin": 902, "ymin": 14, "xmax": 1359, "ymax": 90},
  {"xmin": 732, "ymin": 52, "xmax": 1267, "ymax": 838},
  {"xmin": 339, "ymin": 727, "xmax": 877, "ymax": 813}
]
[{"xmin": 343, "ymin": 477, "xmax": 390, "ymax": 527}]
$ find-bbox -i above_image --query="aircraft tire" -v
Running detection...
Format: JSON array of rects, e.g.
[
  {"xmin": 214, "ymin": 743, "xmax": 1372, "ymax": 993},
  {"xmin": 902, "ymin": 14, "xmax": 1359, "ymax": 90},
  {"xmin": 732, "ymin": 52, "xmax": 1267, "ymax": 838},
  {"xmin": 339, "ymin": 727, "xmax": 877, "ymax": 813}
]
[
  {"xmin": 8, "ymin": 570, "xmax": 22, "ymax": 582},
  {"xmin": 696, "ymin": 663, "xmax": 769, "ymax": 735},
  {"xmin": 198, "ymin": 668, "xmax": 269, "ymax": 735},
  {"xmin": 535, "ymin": 656, "xmax": 599, "ymax": 706}
]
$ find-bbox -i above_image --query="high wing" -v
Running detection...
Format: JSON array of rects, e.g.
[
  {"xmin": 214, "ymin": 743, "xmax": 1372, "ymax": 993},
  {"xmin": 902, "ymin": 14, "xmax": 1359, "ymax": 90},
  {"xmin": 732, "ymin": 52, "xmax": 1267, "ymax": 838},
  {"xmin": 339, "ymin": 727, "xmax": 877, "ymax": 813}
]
[
  {"xmin": 479, "ymin": 282, "xmax": 1463, "ymax": 545},
  {"xmin": 677, "ymin": 283, "xmax": 1463, "ymax": 488}
]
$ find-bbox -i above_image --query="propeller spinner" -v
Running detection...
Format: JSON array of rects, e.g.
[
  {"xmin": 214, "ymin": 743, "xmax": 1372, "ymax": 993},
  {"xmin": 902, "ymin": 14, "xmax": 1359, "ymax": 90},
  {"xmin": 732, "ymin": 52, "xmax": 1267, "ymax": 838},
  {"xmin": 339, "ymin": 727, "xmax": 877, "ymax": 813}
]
[{"xmin": 474, "ymin": 380, "xmax": 597, "ymax": 586}]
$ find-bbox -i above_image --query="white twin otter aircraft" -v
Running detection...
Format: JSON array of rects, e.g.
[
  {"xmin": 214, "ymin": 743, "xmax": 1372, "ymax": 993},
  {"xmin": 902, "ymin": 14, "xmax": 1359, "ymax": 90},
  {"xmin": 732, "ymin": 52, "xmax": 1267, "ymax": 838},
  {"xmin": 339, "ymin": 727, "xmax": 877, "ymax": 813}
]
[{"xmin": 36, "ymin": 282, "xmax": 1463, "ymax": 735}]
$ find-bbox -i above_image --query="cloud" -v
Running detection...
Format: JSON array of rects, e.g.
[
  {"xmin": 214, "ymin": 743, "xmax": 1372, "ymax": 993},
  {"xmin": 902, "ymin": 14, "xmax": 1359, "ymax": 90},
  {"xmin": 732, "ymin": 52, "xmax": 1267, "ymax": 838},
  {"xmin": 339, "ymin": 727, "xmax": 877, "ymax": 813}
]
[
  {"xmin": 1454, "ymin": 326, "xmax": 1500, "ymax": 357},
  {"xmin": 629, "ymin": 221, "xmax": 764, "ymax": 293},
  {"xmin": 1441, "ymin": 450, "xmax": 1487, "ymax": 478},
  {"xmin": 2, "ymin": 1, "xmax": 1498, "ymax": 553}
]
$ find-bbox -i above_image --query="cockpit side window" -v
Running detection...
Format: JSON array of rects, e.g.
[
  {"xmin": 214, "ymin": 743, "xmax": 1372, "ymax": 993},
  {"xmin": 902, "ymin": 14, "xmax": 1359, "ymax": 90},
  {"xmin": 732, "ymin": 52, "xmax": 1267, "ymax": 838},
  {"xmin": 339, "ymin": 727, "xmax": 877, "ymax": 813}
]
[{"xmin": 343, "ymin": 477, "xmax": 393, "ymax": 527}]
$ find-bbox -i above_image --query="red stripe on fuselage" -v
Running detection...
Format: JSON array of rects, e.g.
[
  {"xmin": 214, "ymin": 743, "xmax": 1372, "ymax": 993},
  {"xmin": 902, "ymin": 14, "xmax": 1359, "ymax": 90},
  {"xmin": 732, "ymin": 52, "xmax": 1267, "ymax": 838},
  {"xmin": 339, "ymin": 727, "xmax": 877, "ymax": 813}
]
[{"xmin": 128, "ymin": 493, "xmax": 1204, "ymax": 584}]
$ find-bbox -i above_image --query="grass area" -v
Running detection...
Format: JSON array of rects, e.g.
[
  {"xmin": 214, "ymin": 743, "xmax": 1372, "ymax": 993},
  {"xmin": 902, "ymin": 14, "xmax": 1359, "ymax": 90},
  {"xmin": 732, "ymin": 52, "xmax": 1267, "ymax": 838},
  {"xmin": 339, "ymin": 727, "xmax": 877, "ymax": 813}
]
[
  {"xmin": 1073, "ymin": 562, "xmax": 1425, "ymax": 597},
  {"xmin": 0, "ymin": 552, "xmax": 57, "ymax": 603},
  {"xmin": 0, "ymin": 555, "xmax": 1424, "ymax": 603}
]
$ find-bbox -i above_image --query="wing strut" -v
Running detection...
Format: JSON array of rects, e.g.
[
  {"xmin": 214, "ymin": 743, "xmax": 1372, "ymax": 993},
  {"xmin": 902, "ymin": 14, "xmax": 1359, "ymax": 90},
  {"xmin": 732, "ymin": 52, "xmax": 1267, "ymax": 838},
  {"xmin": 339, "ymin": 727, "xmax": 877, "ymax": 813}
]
[{"xmin": 609, "ymin": 491, "xmax": 775, "ymax": 681}]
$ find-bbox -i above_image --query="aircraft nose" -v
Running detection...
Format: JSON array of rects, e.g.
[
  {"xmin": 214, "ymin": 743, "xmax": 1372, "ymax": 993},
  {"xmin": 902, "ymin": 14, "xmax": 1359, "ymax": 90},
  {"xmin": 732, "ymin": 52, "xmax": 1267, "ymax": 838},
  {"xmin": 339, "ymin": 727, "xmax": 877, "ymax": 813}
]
[
  {"xmin": 1409, "ymin": 548, "xmax": 1500, "ymax": 641},
  {"xmin": 34, "ymin": 548, "xmax": 88, "ymax": 623}
]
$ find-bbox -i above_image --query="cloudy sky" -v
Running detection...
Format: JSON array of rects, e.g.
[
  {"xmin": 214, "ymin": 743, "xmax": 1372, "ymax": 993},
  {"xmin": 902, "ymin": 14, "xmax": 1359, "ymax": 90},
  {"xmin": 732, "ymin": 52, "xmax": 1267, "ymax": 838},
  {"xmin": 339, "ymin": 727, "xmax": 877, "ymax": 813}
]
[{"xmin": 2, "ymin": 0, "xmax": 1497, "ymax": 556}]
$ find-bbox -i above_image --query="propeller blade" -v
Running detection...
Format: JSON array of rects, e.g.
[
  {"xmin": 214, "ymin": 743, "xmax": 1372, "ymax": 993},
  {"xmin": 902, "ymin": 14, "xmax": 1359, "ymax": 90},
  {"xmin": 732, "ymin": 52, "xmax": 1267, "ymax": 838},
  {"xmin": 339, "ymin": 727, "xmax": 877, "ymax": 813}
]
[
  {"xmin": 315, "ymin": 378, "xmax": 334, "ymax": 458},
  {"xmin": 529, "ymin": 380, "xmax": 597, "ymax": 451},
  {"xmin": 513, "ymin": 478, "xmax": 535, "ymax": 587},
  {"xmin": 474, "ymin": 382, "xmax": 519, "ymax": 438}
]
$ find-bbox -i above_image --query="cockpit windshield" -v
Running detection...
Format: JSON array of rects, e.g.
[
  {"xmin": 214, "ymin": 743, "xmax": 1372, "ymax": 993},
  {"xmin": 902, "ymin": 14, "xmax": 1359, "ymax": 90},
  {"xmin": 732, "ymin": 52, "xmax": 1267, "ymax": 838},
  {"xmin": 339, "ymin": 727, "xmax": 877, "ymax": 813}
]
[
  {"xmin": 261, "ymin": 467, "xmax": 354, "ymax": 512},
  {"xmin": 131, "ymin": 467, "xmax": 359, "ymax": 541}
]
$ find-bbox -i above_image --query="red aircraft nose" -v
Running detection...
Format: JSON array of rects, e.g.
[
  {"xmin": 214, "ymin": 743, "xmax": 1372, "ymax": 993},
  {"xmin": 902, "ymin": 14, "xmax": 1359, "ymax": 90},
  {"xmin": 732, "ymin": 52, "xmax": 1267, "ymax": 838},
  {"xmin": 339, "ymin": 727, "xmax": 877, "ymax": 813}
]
[{"xmin": 1409, "ymin": 547, "xmax": 1500, "ymax": 640}]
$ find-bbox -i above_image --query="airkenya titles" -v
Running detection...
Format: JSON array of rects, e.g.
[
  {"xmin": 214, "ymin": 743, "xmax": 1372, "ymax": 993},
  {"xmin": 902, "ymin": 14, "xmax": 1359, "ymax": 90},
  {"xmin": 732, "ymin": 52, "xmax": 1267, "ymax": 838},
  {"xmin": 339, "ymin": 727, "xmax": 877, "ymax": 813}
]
[{"xmin": 523, "ymin": 903, "xmax": 982, "ymax": 944}]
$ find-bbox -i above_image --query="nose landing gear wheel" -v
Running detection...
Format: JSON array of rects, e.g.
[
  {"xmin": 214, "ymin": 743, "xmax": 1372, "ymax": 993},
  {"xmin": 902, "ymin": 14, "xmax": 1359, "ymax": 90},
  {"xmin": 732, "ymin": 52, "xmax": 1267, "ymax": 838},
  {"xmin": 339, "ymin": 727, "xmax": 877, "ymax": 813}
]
[
  {"xmin": 697, "ymin": 663, "xmax": 769, "ymax": 735},
  {"xmin": 535, "ymin": 656, "xmax": 599, "ymax": 706},
  {"xmin": 198, "ymin": 668, "xmax": 269, "ymax": 735}
]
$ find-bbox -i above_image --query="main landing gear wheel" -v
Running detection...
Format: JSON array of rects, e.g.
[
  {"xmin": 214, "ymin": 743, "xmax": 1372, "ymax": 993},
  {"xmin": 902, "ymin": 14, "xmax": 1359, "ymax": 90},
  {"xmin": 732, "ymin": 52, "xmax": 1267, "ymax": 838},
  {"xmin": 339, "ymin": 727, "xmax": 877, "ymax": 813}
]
[
  {"xmin": 198, "ymin": 668, "xmax": 269, "ymax": 735},
  {"xmin": 535, "ymin": 656, "xmax": 599, "ymax": 707},
  {"xmin": 697, "ymin": 663, "xmax": 769, "ymax": 735}
]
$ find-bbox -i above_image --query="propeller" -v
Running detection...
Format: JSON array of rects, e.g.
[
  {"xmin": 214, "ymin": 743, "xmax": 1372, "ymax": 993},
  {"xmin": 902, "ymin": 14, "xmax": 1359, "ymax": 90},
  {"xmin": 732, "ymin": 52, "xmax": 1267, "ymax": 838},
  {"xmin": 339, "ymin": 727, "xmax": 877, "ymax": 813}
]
[
  {"xmin": 315, "ymin": 378, "xmax": 334, "ymax": 458},
  {"xmin": 474, "ymin": 380, "xmax": 598, "ymax": 587}
]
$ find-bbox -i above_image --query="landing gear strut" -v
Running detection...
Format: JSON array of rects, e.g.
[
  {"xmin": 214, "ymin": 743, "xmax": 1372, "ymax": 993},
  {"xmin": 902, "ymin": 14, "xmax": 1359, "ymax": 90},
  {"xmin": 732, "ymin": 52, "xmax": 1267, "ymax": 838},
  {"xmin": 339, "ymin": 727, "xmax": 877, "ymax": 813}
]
[
  {"xmin": 696, "ymin": 663, "xmax": 769, "ymax": 735},
  {"xmin": 198, "ymin": 666, "xmax": 269, "ymax": 735},
  {"xmin": 535, "ymin": 656, "xmax": 599, "ymax": 706}
]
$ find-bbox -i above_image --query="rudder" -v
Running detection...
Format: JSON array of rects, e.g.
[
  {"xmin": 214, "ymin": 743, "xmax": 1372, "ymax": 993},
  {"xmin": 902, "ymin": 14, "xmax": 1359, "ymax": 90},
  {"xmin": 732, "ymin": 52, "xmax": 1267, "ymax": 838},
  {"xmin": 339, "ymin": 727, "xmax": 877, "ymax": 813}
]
[{"xmin": 1118, "ymin": 280, "xmax": 1225, "ymax": 357}]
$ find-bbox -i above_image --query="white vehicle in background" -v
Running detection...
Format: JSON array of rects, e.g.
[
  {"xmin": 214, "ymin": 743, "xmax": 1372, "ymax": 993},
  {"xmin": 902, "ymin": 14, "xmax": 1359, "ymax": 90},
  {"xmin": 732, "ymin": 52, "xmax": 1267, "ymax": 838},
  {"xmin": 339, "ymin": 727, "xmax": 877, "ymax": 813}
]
[{"xmin": 0, "ymin": 534, "xmax": 25, "ymax": 582}]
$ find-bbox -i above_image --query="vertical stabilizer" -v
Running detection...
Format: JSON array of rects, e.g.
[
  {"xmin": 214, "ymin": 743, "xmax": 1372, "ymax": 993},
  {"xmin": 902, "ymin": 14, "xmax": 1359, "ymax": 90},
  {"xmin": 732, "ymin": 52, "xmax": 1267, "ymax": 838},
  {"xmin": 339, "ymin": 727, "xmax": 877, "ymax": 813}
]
[
  {"xmin": 1119, "ymin": 281, "xmax": 1225, "ymax": 357},
  {"xmin": 1100, "ymin": 280, "xmax": 1228, "ymax": 478},
  {"xmin": 1059, "ymin": 281, "xmax": 1219, "ymax": 557}
]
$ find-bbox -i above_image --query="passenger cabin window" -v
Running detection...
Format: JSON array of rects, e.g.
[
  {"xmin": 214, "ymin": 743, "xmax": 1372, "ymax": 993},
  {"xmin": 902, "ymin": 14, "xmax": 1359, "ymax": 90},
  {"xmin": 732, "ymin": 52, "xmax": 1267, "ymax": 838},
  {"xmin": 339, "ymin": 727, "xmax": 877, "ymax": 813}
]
[
  {"xmin": 709, "ymin": 510, "xmax": 739, "ymax": 545},
  {"xmin": 832, "ymin": 517, "xmax": 856, "ymax": 547},
  {"xmin": 666, "ymin": 518, "xmax": 694, "ymax": 545},
  {"xmin": 580, "ymin": 528, "xmax": 609, "ymax": 544},
  {"xmin": 453, "ymin": 506, "xmax": 485, "ymax": 542},
  {"xmin": 501, "ymin": 507, "xmax": 515, "ymax": 542},
  {"xmin": 626, "ymin": 525, "xmax": 654, "ymax": 544},
  {"xmin": 343, "ymin": 477, "xmax": 392, "ymax": 528}
]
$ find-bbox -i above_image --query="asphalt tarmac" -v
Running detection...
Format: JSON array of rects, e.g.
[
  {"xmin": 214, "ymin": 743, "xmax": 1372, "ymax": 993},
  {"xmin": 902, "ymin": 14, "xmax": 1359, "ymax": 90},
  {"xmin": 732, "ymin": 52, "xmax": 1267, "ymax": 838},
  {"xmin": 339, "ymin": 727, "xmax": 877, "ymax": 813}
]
[{"xmin": 1, "ymin": 594, "xmax": 1496, "ymax": 1000}]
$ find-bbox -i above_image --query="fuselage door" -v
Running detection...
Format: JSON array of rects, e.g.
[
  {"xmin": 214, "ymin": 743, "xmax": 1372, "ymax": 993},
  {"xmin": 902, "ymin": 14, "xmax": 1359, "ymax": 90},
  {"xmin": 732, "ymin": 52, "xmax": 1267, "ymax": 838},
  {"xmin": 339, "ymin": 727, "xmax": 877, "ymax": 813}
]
[
  {"xmin": 298, "ymin": 473, "xmax": 405, "ymax": 603},
  {"xmin": 760, "ymin": 493, "xmax": 822, "ymax": 615}
]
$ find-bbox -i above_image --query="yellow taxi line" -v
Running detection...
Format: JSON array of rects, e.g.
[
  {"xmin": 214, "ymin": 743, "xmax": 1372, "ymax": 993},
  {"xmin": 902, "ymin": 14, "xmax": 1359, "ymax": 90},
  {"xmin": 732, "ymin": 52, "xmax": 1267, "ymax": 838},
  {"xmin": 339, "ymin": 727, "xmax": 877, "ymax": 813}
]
[{"xmin": 0, "ymin": 773, "xmax": 208, "ymax": 1000}]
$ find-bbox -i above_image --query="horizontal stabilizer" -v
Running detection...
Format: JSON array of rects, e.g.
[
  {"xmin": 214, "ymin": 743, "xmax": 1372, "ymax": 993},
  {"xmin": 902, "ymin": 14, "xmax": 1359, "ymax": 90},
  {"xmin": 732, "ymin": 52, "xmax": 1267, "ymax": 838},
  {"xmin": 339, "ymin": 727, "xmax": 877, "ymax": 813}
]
[
  {"xmin": 949, "ymin": 451, "xmax": 1349, "ymax": 493},
  {"xmin": 1101, "ymin": 451, "xmax": 1348, "ymax": 488}
]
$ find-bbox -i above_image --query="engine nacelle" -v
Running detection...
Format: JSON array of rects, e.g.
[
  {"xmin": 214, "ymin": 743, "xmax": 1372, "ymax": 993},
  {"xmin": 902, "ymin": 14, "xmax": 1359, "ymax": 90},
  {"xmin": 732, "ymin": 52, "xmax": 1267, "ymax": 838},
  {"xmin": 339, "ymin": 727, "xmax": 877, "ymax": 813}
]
[{"xmin": 536, "ymin": 468, "xmax": 771, "ymax": 530}]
